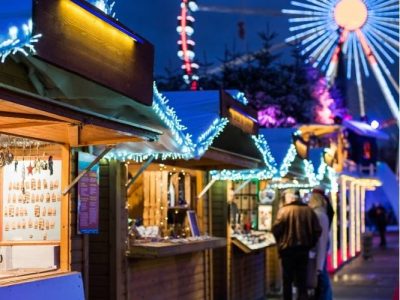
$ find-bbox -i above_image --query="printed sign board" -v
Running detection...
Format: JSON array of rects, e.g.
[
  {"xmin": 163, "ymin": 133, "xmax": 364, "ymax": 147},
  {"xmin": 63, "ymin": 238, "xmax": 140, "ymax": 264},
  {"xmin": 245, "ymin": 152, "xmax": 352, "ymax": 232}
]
[{"xmin": 77, "ymin": 152, "xmax": 99, "ymax": 234}]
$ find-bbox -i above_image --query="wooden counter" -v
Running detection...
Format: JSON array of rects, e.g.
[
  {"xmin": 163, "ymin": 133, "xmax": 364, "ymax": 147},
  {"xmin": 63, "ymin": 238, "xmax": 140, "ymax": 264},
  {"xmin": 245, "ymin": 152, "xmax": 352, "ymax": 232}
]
[
  {"xmin": 231, "ymin": 238, "xmax": 275, "ymax": 254},
  {"xmin": 127, "ymin": 237, "xmax": 226, "ymax": 258}
]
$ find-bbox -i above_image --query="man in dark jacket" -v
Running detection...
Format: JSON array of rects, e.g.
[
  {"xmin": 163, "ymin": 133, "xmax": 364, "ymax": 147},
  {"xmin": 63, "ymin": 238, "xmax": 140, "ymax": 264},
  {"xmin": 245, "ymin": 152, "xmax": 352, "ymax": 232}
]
[{"xmin": 272, "ymin": 189, "xmax": 322, "ymax": 300}]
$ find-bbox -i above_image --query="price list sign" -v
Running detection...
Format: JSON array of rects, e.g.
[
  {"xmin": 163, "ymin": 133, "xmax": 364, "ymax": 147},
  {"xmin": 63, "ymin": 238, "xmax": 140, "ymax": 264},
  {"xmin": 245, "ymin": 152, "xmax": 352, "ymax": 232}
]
[{"xmin": 77, "ymin": 152, "xmax": 99, "ymax": 234}]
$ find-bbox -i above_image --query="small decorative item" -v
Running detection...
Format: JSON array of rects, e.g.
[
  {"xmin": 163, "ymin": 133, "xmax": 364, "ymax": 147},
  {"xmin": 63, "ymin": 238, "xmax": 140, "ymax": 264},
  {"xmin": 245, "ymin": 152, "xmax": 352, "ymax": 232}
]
[
  {"xmin": 186, "ymin": 210, "xmax": 200, "ymax": 237},
  {"xmin": 26, "ymin": 162, "xmax": 33, "ymax": 175},
  {"xmin": 48, "ymin": 155, "xmax": 53, "ymax": 175},
  {"xmin": 258, "ymin": 205, "xmax": 273, "ymax": 231}
]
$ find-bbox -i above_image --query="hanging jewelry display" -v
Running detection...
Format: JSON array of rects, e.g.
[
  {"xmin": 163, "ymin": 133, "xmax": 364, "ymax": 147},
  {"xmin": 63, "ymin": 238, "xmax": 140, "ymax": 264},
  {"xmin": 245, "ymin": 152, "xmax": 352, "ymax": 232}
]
[{"xmin": 26, "ymin": 147, "xmax": 33, "ymax": 175}]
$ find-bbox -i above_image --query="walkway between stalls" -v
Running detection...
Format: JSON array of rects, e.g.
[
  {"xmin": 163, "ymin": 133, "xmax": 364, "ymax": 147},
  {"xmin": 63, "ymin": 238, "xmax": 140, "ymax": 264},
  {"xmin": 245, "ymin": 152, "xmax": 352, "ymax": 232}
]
[
  {"xmin": 331, "ymin": 232, "xmax": 399, "ymax": 300},
  {"xmin": 266, "ymin": 232, "xmax": 399, "ymax": 300}
]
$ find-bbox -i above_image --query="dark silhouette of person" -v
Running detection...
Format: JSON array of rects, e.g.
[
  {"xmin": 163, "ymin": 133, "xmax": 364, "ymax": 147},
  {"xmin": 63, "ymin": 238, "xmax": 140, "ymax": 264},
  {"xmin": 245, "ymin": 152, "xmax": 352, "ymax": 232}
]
[
  {"xmin": 272, "ymin": 189, "xmax": 321, "ymax": 300},
  {"xmin": 368, "ymin": 202, "xmax": 387, "ymax": 247}
]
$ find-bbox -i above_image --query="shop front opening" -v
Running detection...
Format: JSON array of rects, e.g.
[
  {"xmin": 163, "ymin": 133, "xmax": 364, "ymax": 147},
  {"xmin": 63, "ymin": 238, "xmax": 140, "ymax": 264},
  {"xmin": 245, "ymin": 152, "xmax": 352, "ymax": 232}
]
[{"xmin": 0, "ymin": 134, "xmax": 64, "ymax": 279}]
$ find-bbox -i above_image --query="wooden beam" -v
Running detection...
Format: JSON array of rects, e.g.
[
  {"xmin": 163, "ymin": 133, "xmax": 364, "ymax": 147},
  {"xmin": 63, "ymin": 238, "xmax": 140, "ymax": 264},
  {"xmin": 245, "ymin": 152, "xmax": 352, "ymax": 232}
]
[
  {"xmin": 0, "ymin": 111, "xmax": 69, "ymax": 122},
  {"xmin": 68, "ymin": 125, "xmax": 80, "ymax": 147},
  {"xmin": 0, "ymin": 121, "xmax": 63, "ymax": 129},
  {"xmin": 62, "ymin": 146, "xmax": 114, "ymax": 195},
  {"xmin": 79, "ymin": 136, "xmax": 142, "ymax": 147}
]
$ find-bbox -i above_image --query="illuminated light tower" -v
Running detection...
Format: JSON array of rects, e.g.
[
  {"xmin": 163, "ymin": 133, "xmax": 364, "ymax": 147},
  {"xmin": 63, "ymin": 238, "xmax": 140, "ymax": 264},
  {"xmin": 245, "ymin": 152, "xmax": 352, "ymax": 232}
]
[
  {"xmin": 283, "ymin": 0, "xmax": 399, "ymax": 123},
  {"xmin": 177, "ymin": 0, "xmax": 199, "ymax": 90}
]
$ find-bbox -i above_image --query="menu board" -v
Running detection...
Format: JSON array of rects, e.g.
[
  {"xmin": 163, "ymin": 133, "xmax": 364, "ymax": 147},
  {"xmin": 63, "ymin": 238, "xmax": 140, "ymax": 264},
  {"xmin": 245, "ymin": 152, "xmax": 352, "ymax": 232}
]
[
  {"xmin": 77, "ymin": 152, "xmax": 99, "ymax": 234},
  {"xmin": 2, "ymin": 160, "xmax": 62, "ymax": 241}
]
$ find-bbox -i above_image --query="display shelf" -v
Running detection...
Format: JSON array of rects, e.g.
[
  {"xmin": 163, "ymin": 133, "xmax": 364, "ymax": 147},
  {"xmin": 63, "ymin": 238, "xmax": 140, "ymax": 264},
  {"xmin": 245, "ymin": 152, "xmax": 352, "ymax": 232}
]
[
  {"xmin": 167, "ymin": 206, "xmax": 189, "ymax": 210},
  {"xmin": 231, "ymin": 232, "xmax": 276, "ymax": 254},
  {"xmin": 126, "ymin": 236, "xmax": 226, "ymax": 258}
]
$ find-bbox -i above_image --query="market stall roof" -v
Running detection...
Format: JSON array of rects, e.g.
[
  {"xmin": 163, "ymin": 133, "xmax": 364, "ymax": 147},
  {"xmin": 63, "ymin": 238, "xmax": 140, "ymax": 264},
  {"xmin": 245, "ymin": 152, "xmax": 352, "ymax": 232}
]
[
  {"xmin": 343, "ymin": 120, "xmax": 389, "ymax": 140},
  {"xmin": 154, "ymin": 90, "xmax": 264, "ymax": 169},
  {"xmin": 90, "ymin": 88, "xmax": 264, "ymax": 169},
  {"xmin": 0, "ymin": 56, "xmax": 185, "ymax": 152},
  {"xmin": 0, "ymin": 83, "xmax": 161, "ymax": 146}
]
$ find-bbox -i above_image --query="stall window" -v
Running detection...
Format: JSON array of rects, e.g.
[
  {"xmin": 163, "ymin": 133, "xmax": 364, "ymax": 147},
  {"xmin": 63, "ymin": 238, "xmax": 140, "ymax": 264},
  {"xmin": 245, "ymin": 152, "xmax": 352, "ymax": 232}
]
[
  {"xmin": 127, "ymin": 164, "xmax": 201, "ymax": 240},
  {"xmin": 0, "ymin": 136, "xmax": 63, "ymax": 278}
]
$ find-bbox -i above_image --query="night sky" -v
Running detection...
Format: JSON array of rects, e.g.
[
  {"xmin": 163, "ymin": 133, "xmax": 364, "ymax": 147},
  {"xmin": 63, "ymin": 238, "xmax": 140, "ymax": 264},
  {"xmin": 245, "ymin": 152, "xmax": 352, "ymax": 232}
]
[{"xmin": 113, "ymin": 0, "xmax": 398, "ymax": 123}]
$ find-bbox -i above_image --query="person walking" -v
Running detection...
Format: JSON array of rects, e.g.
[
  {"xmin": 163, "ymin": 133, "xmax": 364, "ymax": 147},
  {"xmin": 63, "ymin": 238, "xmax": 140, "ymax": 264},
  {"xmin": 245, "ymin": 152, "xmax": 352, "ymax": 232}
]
[
  {"xmin": 368, "ymin": 202, "xmax": 388, "ymax": 247},
  {"xmin": 272, "ymin": 189, "xmax": 322, "ymax": 300},
  {"xmin": 309, "ymin": 191, "xmax": 333, "ymax": 300}
]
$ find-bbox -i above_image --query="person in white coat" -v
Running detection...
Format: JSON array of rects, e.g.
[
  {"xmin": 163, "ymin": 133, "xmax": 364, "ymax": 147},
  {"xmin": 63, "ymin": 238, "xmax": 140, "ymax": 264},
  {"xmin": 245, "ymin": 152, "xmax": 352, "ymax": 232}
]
[{"xmin": 308, "ymin": 191, "xmax": 332, "ymax": 300}]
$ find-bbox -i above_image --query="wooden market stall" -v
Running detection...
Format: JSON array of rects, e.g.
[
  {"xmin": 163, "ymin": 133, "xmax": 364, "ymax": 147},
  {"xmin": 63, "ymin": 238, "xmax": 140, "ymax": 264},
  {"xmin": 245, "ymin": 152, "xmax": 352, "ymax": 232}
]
[
  {"xmin": 95, "ymin": 88, "xmax": 265, "ymax": 300},
  {"xmin": 0, "ymin": 1, "xmax": 160, "ymax": 299},
  {"xmin": 0, "ymin": 83, "xmax": 158, "ymax": 289}
]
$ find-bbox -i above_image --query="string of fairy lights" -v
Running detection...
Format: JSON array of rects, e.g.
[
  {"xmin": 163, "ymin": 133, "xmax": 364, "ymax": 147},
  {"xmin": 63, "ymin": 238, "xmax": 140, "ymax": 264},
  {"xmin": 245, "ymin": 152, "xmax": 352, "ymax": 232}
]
[{"xmin": 0, "ymin": 19, "xmax": 42, "ymax": 63}]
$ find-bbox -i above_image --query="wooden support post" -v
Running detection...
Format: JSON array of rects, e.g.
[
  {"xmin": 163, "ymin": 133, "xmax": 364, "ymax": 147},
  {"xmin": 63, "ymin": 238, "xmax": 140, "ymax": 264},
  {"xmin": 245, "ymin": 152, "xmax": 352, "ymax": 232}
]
[
  {"xmin": 125, "ymin": 156, "xmax": 154, "ymax": 189},
  {"xmin": 198, "ymin": 178, "xmax": 217, "ymax": 199},
  {"xmin": 63, "ymin": 145, "xmax": 113, "ymax": 195}
]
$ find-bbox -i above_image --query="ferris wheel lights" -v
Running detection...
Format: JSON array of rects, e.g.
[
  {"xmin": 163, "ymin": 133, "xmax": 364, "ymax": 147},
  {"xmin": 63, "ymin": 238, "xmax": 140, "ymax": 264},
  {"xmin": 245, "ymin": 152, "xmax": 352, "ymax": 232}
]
[
  {"xmin": 188, "ymin": 0, "xmax": 198, "ymax": 12},
  {"xmin": 181, "ymin": 63, "xmax": 199, "ymax": 69},
  {"xmin": 178, "ymin": 0, "xmax": 199, "ymax": 89},
  {"xmin": 370, "ymin": 120, "xmax": 380, "ymax": 129}
]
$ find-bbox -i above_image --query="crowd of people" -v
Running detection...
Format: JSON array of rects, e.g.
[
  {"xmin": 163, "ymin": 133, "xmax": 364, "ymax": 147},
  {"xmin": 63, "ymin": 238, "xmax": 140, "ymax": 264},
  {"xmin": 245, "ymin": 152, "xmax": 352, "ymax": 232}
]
[{"xmin": 272, "ymin": 186, "xmax": 334, "ymax": 300}]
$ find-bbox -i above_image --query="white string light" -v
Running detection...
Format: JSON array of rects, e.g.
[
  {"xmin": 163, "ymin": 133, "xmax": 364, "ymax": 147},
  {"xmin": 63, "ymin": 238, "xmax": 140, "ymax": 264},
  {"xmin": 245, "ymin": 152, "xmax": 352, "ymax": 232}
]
[
  {"xmin": 0, "ymin": 19, "xmax": 42, "ymax": 63},
  {"xmin": 210, "ymin": 169, "xmax": 275, "ymax": 181},
  {"xmin": 251, "ymin": 135, "xmax": 278, "ymax": 174}
]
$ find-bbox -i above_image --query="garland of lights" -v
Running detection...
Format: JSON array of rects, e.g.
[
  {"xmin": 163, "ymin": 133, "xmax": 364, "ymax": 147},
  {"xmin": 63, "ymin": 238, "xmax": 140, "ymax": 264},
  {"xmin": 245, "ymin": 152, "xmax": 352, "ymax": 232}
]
[
  {"xmin": 232, "ymin": 91, "xmax": 249, "ymax": 106},
  {"xmin": 177, "ymin": 0, "xmax": 199, "ymax": 90},
  {"xmin": 303, "ymin": 159, "xmax": 319, "ymax": 186},
  {"xmin": 153, "ymin": 83, "xmax": 196, "ymax": 155},
  {"xmin": 210, "ymin": 169, "xmax": 275, "ymax": 181},
  {"xmin": 269, "ymin": 181, "xmax": 314, "ymax": 190},
  {"xmin": 316, "ymin": 158, "xmax": 328, "ymax": 182},
  {"xmin": 279, "ymin": 144, "xmax": 298, "ymax": 177},
  {"xmin": 0, "ymin": 19, "xmax": 42, "ymax": 63},
  {"xmin": 196, "ymin": 118, "xmax": 229, "ymax": 156},
  {"xmin": 251, "ymin": 135, "xmax": 278, "ymax": 174},
  {"xmin": 328, "ymin": 166, "xmax": 339, "ymax": 193},
  {"xmin": 87, "ymin": 0, "xmax": 116, "ymax": 17}
]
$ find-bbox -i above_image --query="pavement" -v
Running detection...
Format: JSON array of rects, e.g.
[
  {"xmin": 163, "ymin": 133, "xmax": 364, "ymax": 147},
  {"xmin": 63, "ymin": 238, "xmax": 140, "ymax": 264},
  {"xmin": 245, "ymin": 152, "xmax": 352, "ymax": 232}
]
[
  {"xmin": 332, "ymin": 232, "xmax": 399, "ymax": 300},
  {"xmin": 266, "ymin": 232, "xmax": 399, "ymax": 300}
]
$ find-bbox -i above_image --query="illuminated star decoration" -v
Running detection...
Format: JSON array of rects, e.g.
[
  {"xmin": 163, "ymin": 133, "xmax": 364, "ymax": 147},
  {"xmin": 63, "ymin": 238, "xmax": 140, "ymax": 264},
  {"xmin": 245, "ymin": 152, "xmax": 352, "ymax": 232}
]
[
  {"xmin": 283, "ymin": 0, "xmax": 399, "ymax": 122},
  {"xmin": 0, "ymin": 19, "xmax": 42, "ymax": 63}
]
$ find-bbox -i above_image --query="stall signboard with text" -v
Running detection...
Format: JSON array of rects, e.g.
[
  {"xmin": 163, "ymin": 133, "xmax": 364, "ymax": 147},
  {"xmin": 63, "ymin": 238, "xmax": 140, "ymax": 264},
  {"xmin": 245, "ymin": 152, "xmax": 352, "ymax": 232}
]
[{"xmin": 77, "ymin": 152, "xmax": 99, "ymax": 234}]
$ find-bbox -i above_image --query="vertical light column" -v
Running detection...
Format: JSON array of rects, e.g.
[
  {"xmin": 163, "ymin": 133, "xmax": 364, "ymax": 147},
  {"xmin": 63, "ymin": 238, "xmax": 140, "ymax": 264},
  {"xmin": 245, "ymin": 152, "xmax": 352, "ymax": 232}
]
[
  {"xmin": 340, "ymin": 176, "xmax": 348, "ymax": 262},
  {"xmin": 331, "ymin": 185, "xmax": 338, "ymax": 269},
  {"xmin": 349, "ymin": 181, "xmax": 356, "ymax": 258},
  {"xmin": 329, "ymin": 168, "xmax": 339, "ymax": 269},
  {"xmin": 361, "ymin": 185, "xmax": 366, "ymax": 233},
  {"xmin": 355, "ymin": 182, "xmax": 361, "ymax": 253}
]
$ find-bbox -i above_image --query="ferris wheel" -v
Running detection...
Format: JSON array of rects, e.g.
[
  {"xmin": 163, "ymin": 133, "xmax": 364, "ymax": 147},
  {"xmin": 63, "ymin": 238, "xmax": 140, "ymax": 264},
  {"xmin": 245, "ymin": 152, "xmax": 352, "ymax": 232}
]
[{"xmin": 283, "ymin": 0, "xmax": 399, "ymax": 122}]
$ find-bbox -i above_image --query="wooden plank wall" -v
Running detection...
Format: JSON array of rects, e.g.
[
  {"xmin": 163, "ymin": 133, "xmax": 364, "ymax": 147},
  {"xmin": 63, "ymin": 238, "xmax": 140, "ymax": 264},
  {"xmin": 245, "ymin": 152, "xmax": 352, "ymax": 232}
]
[
  {"xmin": 128, "ymin": 253, "xmax": 206, "ymax": 300},
  {"xmin": 87, "ymin": 160, "xmax": 112, "ymax": 300},
  {"xmin": 266, "ymin": 247, "xmax": 281, "ymax": 294},
  {"xmin": 210, "ymin": 180, "xmax": 228, "ymax": 300},
  {"xmin": 211, "ymin": 180, "xmax": 267, "ymax": 300},
  {"xmin": 230, "ymin": 247, "xmax": 265, "ymax": 300},
  {"xmin": 70, "ymin": 151, "xmax": 84, "ymax": 274}
]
